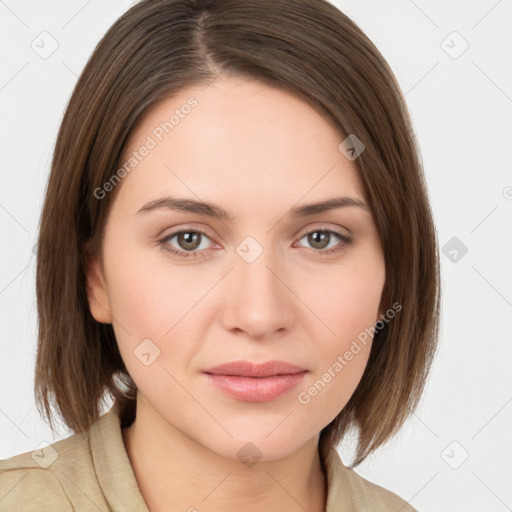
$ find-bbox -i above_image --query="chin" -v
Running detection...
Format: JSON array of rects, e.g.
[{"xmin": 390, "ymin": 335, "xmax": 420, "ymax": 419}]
[{"xmin": 204, "ymin": 431, "xmax": 314, "ymax": 465}]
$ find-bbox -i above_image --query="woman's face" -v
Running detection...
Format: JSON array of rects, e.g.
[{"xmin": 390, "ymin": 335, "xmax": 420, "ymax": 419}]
[{"xmin": 87, "ymin": 76, "xmax": 385, "ymax": 461}]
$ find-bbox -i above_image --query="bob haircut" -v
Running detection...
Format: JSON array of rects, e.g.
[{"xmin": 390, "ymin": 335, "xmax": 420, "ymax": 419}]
[{"xmin": 34, "ymin": 0, "xmax": 440, "ymax": 467}]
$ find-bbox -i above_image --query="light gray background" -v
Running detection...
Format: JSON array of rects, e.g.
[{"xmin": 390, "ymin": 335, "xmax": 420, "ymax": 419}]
[{"xmin": 1, "ymin": 1, "xmax": 511, "ymax": 511}]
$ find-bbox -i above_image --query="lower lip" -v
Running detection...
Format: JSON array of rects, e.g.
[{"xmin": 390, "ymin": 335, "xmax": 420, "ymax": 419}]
[{"xmin": 204, "ymin": 372, "xmax": 308, "ymax": 402}]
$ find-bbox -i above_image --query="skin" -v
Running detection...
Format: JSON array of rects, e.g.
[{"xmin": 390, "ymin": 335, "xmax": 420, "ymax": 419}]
[{"xmin": 86, "ymin": 76, "xmax": 385, "ymax": 512}]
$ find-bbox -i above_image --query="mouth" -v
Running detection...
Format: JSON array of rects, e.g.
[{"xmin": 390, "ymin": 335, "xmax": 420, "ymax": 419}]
[
  {"xmin": 203, "ymin": 360, "xmax": 308, "ymax": 402},
  {"xmin": 203, "ymin": 360, "xmax": 307, "ymax": 378}
]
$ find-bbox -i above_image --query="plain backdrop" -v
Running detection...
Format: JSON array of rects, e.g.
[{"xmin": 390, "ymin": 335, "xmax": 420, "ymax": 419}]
[{"xmin": 1, "ymin": 1, "xmax": 511, "ymax": 511}]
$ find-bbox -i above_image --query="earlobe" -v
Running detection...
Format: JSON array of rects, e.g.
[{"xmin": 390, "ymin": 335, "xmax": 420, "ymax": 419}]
[{"xmin": 85, "ymin": 254, "xmax": 113, "ymax": 324}]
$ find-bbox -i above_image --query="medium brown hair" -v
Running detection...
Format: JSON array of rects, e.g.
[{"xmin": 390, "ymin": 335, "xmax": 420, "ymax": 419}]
[{"xmin": 34, "ymin": 0, "xmax": 440, "ymax": 467}]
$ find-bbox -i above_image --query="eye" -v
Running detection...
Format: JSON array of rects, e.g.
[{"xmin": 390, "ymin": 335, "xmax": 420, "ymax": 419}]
[
  {"xmin": 158, "ymin": 227, "xmax": 353, "ymax": 259},
  {"xmin": 158, "ymin": 229, "xmax": 214, "ymax": 259},
  {"xmin": 295, "ymin": 228, "xmax": 353, "ymax": 256}
]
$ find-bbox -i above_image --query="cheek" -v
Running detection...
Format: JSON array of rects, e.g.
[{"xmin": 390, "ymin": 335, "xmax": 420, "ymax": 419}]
[
  {"xmin": 309, "ymin": 249, "xmax": 385, "ymax": 348},
  {"xmin": 104, "ymin": 222, "xmax": 202, "ymax": 336},
  {"xmin": 101, "ymin": 227, "xmax": 208, "ymax": 380},
  {"xmin": 105, "ymin": 260, "xmax": 203, "ymax": 404},
  {"xmin": 296, "ymin": 252, "xmax": 384, "ymax": 417}
]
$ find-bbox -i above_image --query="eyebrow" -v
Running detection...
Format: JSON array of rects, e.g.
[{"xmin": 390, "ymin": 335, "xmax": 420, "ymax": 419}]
[{"xmin": 136, "ymin": 195, "xmax": 369, "ymax": 221}]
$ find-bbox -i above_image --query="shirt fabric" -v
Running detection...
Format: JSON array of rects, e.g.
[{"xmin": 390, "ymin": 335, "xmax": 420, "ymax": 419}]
[{"xmin": 0, "ymin": 402, "xmax": 417, "ymax": 511}]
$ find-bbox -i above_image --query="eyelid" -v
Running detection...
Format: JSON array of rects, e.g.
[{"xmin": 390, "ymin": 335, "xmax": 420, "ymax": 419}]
[
  {"xmin": 157, "ymin": 224, "xmax": 219, "ymax": 246},
  {"xmin": 296, "ymin": 223, "xmax": 352, "ymax": 239},
  {"xmin": 300, "ymin": 226, "xmax": 351, "ymax": 243}
]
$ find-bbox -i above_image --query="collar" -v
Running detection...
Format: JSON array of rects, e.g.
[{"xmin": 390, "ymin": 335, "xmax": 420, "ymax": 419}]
[
  {"xmin": 90, "ymin": 401, "xmax": 150, "ymax": 511},
  {"xmin": 91, "ymin": 402, "xmax": 355, "ymax": 512}
]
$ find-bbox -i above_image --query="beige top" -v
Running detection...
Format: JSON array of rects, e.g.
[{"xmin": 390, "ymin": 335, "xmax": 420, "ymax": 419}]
[{"xmin": 0, "ymin": 403, "xmax": 417, "ymax": 511}]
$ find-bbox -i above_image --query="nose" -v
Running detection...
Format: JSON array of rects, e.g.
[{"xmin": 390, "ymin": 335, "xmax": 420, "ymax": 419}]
[{"xmin": 221, "ymin": 240, "xmax": 295, "ymax": 341}]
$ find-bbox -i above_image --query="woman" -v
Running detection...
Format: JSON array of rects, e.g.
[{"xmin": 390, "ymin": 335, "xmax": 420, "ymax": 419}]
[{"xmin": 0, "ymin": 0, "xmax": 439, "ymax": 510}]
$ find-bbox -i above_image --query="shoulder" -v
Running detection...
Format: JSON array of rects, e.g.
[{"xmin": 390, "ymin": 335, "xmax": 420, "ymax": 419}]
[
  {"xmin": 324, "ymin": 449, "xmax": 418, "ymax": 512},
  {"xmin": 0, "ymin": 429, "xmax": 101, "ymax": 511},
  {"xmin": 344, "ymin": 466, "xmax": 418, "ymax": 512}
]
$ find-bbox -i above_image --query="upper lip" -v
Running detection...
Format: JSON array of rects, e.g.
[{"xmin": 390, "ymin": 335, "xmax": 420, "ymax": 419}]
[{"xmin": 204, "ymin": 360, "xmax": 307, "ymax": 377}]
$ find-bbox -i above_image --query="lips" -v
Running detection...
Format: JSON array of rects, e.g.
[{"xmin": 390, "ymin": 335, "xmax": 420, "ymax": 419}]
[
  {"xmin": 203, "ymin": 360, "xmax": 307, "ymax": 378},
  {"xmin": 203, "ymin": 360, "xmax": 308, "ymax": 402}
]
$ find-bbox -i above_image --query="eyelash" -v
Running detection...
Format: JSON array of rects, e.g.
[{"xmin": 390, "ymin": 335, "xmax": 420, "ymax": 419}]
[{"xmin": 157, "ymin": 227, "xmax": 353, "ymax": 259}]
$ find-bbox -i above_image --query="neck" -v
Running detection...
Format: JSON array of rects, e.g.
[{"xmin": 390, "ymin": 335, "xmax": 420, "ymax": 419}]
[{"xmin": 121, "ymin": 396, "xmax": 327, "ymax": 512}]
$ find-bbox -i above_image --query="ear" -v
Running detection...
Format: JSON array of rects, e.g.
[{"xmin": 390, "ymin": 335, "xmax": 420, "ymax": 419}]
[{"xmin": 85, "ymin": 253, "xmax": 113, "ymax": 324}]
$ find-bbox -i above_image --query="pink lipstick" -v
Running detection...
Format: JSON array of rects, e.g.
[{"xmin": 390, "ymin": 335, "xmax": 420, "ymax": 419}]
[{"xmin": 203, "ymin": 360, "xmax": 308, "ymax": 402}]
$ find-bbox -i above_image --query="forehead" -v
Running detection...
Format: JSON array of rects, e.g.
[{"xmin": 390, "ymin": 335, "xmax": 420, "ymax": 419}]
[{"xmin": 115, "ymin": 76, "xmax": 366, "ymax": 214}]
